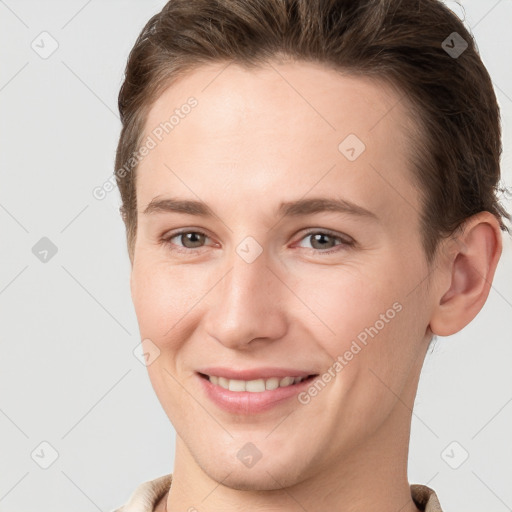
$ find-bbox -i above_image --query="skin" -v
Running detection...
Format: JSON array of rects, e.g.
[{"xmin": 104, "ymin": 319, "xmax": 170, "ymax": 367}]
[{"xmin": 129, "ymin": 59, "xmax": 502, "ymax": 512}]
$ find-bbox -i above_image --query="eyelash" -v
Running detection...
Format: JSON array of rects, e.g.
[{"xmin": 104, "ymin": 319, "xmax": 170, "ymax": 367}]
[{"xmin": 160, "ymin": 229, "xmax": 355, "ymax": 256}]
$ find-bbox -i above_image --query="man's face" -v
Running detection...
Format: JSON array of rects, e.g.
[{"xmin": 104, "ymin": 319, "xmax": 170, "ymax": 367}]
[{"xmin": 131, "ymin": 60, "xmax": 435, "ymax": 488}]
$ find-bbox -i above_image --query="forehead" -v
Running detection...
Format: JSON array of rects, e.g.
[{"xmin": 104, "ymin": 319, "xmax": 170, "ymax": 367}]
[{"xmin": 138, "ymin": 60, "xmax": 421, "ymax": 227}]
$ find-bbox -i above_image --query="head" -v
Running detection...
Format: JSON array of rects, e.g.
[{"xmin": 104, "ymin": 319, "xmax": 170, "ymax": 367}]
[{"xmin": 115, "ymin": 0, "xmax": 508, "ymax": 492}]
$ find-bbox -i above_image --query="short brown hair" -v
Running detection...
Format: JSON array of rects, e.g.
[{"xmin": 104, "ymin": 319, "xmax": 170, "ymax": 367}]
[{"xmin": 115, "ymin": 0, "xmax": 510, "ymax": 264}]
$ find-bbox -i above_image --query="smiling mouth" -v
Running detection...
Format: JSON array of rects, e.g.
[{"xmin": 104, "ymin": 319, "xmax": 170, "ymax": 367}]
[{"xmin": 198, "ymin": 372, "xmax": 318, "ymax": 392}]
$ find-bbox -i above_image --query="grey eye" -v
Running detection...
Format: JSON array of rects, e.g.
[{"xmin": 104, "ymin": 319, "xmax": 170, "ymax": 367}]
[{"xmin": 173, "ymin": 231, "xmax": 207, "ymax": 249}]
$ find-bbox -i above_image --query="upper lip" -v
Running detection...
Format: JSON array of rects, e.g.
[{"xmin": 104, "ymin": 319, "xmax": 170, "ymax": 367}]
[{"xmin": 196, "ymin": 367, "xmax": 319, "ymax": 380}]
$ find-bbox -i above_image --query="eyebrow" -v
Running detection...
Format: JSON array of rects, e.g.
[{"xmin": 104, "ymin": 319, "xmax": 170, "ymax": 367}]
[{"xmin": 142, "ymin": 196, "xmax": 377, "ymax": 221}]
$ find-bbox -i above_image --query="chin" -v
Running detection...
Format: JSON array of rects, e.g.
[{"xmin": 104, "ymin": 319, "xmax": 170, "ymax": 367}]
[
  {"xmin": 209, "ymin": 466, "xmax": 301, "ymax": 492},
  {"xmin": 196, "ymin": 446, "xmax": 313, "ymax": 492}
]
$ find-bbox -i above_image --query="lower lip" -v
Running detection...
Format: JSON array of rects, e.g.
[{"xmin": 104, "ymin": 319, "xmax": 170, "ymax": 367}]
[{"xmin": 197, "ymin": 373, "xmax": 318, "ymax": 414}]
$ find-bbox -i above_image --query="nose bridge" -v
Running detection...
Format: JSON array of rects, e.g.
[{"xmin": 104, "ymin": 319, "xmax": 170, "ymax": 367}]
[
  {"xmin": 204, "ymin": 239, "xmax": 287, "ymax": 348},
  {"xmin": 222, "ymin": 242, "xmax": 273, "ymax": 317},
  {"xmin": 218, "ymin": 232, "xmax": 269, "ymax": 297}
]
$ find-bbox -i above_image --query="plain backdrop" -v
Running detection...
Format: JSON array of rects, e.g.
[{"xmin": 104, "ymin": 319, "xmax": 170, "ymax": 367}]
[{"xmin": 0, "ymin": 1, "xmax": 511, "ymax": 511}]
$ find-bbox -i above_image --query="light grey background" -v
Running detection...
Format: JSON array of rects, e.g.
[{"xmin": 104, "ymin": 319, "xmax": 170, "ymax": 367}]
[{"xmin": 0, "ymin": 1, "xmax": 511, "ymax": 511}]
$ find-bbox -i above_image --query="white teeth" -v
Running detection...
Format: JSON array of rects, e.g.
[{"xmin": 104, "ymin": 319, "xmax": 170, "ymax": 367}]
[
  {"xmin": 280, "ymin": 376, "xmax": 295, "ymax": 387},
  {"xmin": 228, "ymin": 379, "xmax": 246, "ymax": 392},
  {"xmin": 218, "ymin": 377, "xmax": 229, "ymax": 389},
  {"xmin": 208, "ymin": 375, "xmax": 307, "ymax": 392},
  {"xmin": 246, "ymin": 379, "xmax": 266, "ymax": 392},
  {"xmin": 265, "ymin": 377, "xmax": 280, "ymax": 390}
]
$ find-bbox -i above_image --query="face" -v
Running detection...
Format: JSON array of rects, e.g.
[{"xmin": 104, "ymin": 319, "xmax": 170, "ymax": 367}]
[{"xmin": 130, "ymin": 60, "xmax": 436, "ymax": 490}]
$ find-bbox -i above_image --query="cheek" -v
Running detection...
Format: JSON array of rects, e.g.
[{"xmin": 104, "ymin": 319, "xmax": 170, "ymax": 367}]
[
  {"xmin": 131, "ymin": 260, "xmax": 203, "ymax": 418},
  {"xmin": 292, "ymin": 264, "xmax": 399, "ymax": 353},
  {"xmin": 297, "ymin": 258, "xmax": 423, "ymax": 404},
  {"xmin": 131, "ymin": 260, "xmax": 173, "ymax": 337},
  {"xmin": 130, "ymin": 258, "xmax": 210, "ymax": 343}
]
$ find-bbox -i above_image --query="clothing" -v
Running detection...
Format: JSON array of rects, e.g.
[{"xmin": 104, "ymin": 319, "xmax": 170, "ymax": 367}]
[{"xmin": 111, "ymin": 473, "xmax": 443, "ymax": 512}]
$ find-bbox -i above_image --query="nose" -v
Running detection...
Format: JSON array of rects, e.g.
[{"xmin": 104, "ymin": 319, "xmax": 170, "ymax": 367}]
[{"xmin": 202, "ymin": 245, "xmax": 288, "ymax": 350}]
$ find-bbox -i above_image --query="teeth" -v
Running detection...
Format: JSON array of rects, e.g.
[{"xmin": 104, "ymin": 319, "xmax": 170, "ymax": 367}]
[
  {"xmin": 265, "ymin": 377, "xmax": 280, "ymax": 391},
  {"xmin": 280, "ymin": 376, "xmax": 295, "ymax": 387},
  {"xmin": 208, "ymin": 375, "xmax": 307, "ymax": 392},
  {"xmin": 246, "ymin": 379, "xmax": 266, "ymax": 392},
  {"xmin": 229, "ymin": 379, "xmax": 246, "ymax": 392}
]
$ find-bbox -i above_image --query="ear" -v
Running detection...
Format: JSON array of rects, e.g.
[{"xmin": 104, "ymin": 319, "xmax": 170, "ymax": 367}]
[{"xmin": 429, "ymin": 212, "xmax": 503, "ymax": 336}]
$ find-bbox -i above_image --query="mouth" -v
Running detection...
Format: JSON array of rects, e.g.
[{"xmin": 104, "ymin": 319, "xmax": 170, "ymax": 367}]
[
  {"xmin": 197, "ymin": 372, "xmax": 319, "ymax": 392},
  {"xmin": 196, "ymin": 371, "xmax": 320, "ymax": 414}
]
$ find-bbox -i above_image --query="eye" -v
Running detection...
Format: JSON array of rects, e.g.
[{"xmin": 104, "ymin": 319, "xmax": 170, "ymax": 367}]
[
  {"xmin": 295, "ymin": 230, "xmax": 355, "ymax": 255},
  {"xmin": 161, "ymin": 229, "xmax": 212, "ymax": 254}
]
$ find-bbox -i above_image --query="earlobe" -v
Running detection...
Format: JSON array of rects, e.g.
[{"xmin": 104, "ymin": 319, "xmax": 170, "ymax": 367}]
[{"xmin": 429, "ymin": 212, "xmax": 502, "ymax": 337}]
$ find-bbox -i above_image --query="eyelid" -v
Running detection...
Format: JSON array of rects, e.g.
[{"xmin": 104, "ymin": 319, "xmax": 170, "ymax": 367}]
[{"xmin": 296, "ymin": 227, "xmax": 354, "ymax": 244}]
